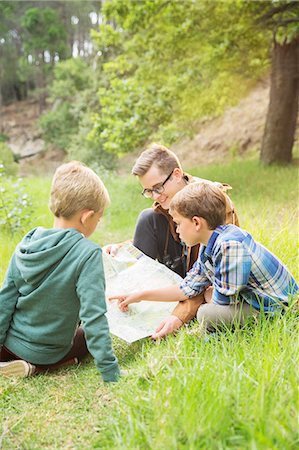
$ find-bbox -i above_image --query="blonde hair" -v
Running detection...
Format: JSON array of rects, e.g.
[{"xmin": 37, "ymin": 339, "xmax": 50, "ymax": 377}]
[
  {"xmin": 49, "ymin": 161, "xmax": 110, "ymax": 218},
  {"xmin": 169, "ymin": 181, "xmax": 227, "ymax": 229},
  {"xmin": 132, "ymin": 143, "xmax": 182, "ymax": 176}
]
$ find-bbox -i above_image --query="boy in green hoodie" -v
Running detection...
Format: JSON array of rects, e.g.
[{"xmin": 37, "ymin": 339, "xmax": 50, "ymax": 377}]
[{"xmin": 0, "ymin": 161, "xmax": 120, "ymax": 382}]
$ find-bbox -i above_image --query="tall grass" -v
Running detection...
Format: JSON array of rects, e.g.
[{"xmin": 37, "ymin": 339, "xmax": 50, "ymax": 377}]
[{"xmin": 0, "ymin": 158, "xmax": 298, "ymax": 449}]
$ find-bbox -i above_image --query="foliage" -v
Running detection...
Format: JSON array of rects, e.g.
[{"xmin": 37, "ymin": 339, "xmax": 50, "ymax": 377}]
[
  {"xmin": 39, "ymin": 58, "xmax": 92, "ymax": 151},
  {"xmin": 246, "ymin": 0, "xmax": 299, "ymax": 44},
  {"xmin": 67, "ymin": 114, "xmax": 118, "ymax": 170},
  {"xmin": 39, "ymin": 57, "xmax": 118, "ymax": 169},
  {"xmin": 90, "ymin": 0, "xmax": 270, "ymax": 155},
  {"xmin": 0, "ymin": 142, "xmax": 18, "ymax": 176},
  {"xmin": 0, "ymin": 158, "xmax": 298, "ymax": 448},
  {"xmin": 47, "ymin": 58, "xmax": 92, "ymax": 100},
  {"xmin": 21, "ymin": 7, "xmax": 67, "ymax": 59},
  {"xmin": 39, "ymin": 102, "xmax": 77, "ymax": 150},
  {"xmin": 0, "ymin": 165, "xmax": 32, "ymax": 236},
  {"xmin": 0, "ymin": 1, "xmax": 102, "ymax": 105}
]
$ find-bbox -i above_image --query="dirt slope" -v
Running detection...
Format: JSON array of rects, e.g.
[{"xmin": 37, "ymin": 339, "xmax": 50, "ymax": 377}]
[
  {"xmin": 0, "ymin": 99, "xmax": 64, "ymax": 176},
  {"xmin": 172, "ymin": 80, "xmax": 270, "ymax": 166},
  {"xmin": 1, "ymin": 78, "xmax": 298, "ymax": 176}
]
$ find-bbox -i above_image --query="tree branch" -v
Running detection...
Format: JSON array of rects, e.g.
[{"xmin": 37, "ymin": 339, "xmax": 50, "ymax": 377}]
[{"xmin": 258, "ymin": 1, "xmax": 299, "ymax": 25}]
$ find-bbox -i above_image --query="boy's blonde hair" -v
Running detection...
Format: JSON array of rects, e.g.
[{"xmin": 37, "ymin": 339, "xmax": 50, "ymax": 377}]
[
  {"xmin": 132, "ymin": 143, "xmax": 182, "ymax": 176},
  {"xmin": 49, "ymin": 161, "xmax": 110, "ymax": 218},
  {"xmin": 169, "ymin": 181, "xmax": 227, "ymax": 229}
]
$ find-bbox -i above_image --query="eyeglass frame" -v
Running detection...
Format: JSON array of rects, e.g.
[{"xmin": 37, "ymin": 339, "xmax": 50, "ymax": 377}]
[{"xmin": 141, "ymin": 170, "xmax": 174, "ymax": 198}]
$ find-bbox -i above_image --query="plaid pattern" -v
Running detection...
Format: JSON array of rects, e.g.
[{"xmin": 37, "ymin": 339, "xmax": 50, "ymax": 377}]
[{"xmin": 180, "ymin": 225, "xmax": 298, "ymax": 312}]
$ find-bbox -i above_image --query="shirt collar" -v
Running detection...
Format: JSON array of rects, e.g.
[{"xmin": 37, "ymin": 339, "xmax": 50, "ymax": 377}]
[{"xmin": 204, "ymin": 226, "xmax": 225, "ymax": 257}]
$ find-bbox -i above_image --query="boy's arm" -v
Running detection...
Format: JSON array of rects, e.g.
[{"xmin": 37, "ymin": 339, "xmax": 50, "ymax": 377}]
[
  {"xmin": 152, "ymin": 293, "xmax": 206, "ymax": 339},
  {"xmin": 212, "ymin": 241, "xmax": 251, "ymax": 304},
  {"xmin": 104, "ymin": 239, "xmax": 132, "ymax": 256},
  {"xmin": 76, "ymin": 249, "xmax": 120, "ymax": 383},
  {"xmin": 110, "ymin": 285, "xmax": 188, "ymax": 312},
  {"xmin": 151, "ymin": 260, "xmax": 210, "ymax": 338},
  {"xmin": 0, "ymin": 257, "xmax": 19, "ymax": 346},
  {"xmin": 179, "ymin": 259, "xmax": 211, "ymax": 299}
]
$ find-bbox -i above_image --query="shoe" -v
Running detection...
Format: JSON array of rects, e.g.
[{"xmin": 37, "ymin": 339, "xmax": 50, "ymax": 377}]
[{"xmin": 0, "ymin": 360, "xmax": 36, "ymax": 377}]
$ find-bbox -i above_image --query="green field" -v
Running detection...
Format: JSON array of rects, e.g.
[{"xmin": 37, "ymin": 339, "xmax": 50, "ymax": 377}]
[{"xmin": 0, "ymin": 159, "xmax": 298, "ymax": 449}]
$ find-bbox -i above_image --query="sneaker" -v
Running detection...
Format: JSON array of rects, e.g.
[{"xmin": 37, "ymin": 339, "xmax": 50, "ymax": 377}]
[{"xmin": 0, "ymin": 360, "xmax": 36, "ymax": 377}]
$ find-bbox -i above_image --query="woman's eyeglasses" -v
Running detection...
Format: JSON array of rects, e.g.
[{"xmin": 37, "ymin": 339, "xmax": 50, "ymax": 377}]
[{"xmin": 141, "ymin": 171, "xmax": 173, "ymax": 198}]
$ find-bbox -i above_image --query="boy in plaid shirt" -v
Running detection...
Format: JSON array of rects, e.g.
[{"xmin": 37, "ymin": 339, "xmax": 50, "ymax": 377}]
[{"xmin": 112, "ymin": 181, "xmax": 298, "ymax": 332}]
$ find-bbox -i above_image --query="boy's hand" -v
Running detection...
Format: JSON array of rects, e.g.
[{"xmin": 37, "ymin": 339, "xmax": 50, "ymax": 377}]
[
  {"xmin": 151, "ymin": 315, "xmax": 183, "ymax": 339},
  {"xmin": 104, "ymin": 243, "xmax": 122, "ymax": 256},
  {"xmin": 109, "ymin": 294, "xmax": 141, "ymax": 312}
]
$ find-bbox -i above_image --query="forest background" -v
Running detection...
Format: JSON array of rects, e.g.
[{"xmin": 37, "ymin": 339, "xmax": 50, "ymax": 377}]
[
  {"xmin": 0, "ymin": 1, "xmax": 298, "ymax": 448},
  {"xmin": 1, "ymin": 0, "xmax": 299, "ymax": 173}
]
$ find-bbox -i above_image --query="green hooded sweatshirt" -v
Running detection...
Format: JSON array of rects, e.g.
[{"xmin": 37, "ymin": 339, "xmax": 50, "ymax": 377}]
[{"xmin": 0, "ymin": 227, "xmax": 119, "ymax": 382}]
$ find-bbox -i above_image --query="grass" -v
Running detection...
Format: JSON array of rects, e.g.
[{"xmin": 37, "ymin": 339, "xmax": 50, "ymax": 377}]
[{"xmin": 0, "ymin": 158, "xmax": 298, "ymax": 449}]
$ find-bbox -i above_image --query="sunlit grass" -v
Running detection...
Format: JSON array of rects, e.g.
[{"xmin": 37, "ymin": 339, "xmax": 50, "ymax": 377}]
[{"xmin": 0, "ymin": 158, "xmax": 298, "ymax": 449}]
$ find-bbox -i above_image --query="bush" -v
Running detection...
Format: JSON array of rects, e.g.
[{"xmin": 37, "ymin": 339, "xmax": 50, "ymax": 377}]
[
  {"xmin": 39, "ymin": 102, "xmax": 77, "ymax": 150},
  {"xmin": 0, "ymin": 142, "xmax": 18, "ymax": 176},
  {"xmin": 68, "ymin": 114, "xmax": 117, "ymax": 170},
  {"xmin": 0, "ymin": 165, "xmax": 32, "ymax": 235},
  {"xmin": 39, "ymin": 58, "xmax": 94, "ymax": 152}
]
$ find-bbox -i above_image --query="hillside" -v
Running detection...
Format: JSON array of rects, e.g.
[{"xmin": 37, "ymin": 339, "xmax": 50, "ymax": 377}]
[
  {"xmin": 1, "ymin": 79, "xmax": 298, "ymax": 176},
  {"xmin": 0, "ymin": 99, "xmax": 64, "ymax": 176},
  {"xmin": 174, "ymin": 80, "xmax": 271, "ymax": 165}
]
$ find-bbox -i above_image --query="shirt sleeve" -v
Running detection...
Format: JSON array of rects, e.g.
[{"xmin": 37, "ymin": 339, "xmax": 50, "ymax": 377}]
[
  {"xmin": 76, "ymin": 249, "xmax": 120, "ymax": 382},
  {"xmin": 179, "ymin": 259, "xmax": 211, "ymax": 298},
  {"xmin": 172, "ymin": 292, "xmax": 205, "ymax": 323},
  {"xmin": 212, "ymin": 241, "xmax": 251, "ymax": 305},
  {"xmin": 133, "ymin": 209, "xmax": 160, "ymax": 260},
  {"xmin": 0, "ymin": 256, "xmax": 19, "ymax": 346}
]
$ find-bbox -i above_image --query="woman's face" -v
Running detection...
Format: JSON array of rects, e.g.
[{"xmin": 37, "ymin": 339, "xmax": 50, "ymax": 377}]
[{"xmin": 139, "ymin": 165, "xmax": 185, "ymax": 210}]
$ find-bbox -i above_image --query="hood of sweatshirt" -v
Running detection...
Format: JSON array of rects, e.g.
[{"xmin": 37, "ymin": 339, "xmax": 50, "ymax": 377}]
[{"xmin": 15, "ymin": 227, "xmax": 84, "ymax": 285}]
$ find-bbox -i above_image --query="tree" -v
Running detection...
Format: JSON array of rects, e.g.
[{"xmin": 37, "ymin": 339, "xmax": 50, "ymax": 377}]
[
  {"xmin": 56, "ymin": 0, "xmax": 103, "ymax": 58},
  {"xmin": 21, "ymin": 7, "xmax": 67, "ymax": 111},
  {"xmin": 91, "ymin": 0, "xmax": 269, "ymax": 155},
  {"xmin": 89, "ymin": 0, "xmax": 299, "ymax": 164},
  {"xmin": 0, "ymin": 1, "xmax": 27, "ymax": 107},
  {"xmin": 0, "ymin": 1, "xmax": 102, "ymax": 107},
  {"xmin": 257, "ymin": 1, "xmax": 299, "ymax": 164}
]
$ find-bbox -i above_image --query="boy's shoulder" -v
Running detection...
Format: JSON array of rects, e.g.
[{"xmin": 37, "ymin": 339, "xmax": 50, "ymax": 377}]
[
  {"xmin": 210, "ymin": 225, "xmax": 252, "ymax": 253},
  {"xmin": 74, "ymin": 234, "xmax": 102, "ymax": 253},
  {"xmin": 217, "ymin": 224, "xmax": 249, "ymax": 241},
  {"xmin": 19, "ymin": 226, "xmax": 102, "ymax": 255}
]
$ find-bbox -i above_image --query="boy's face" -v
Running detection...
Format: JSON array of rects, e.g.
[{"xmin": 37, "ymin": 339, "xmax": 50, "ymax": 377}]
[
  {"xmin": 138, "ymin": 165, "xmax": 185, "ymax": 210},
  {"xmin": 171, "ymin": 210, "xmax": 201, "ymax": 247}
]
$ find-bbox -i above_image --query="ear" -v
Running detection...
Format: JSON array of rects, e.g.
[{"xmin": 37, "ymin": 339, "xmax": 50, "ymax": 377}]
[
  {"xmin": 192, "ymin": 216, "xmax": 203, "ymax": 230},
  {"xmin": 172, "ymin": 167, "xmax": 184, "ymax": 181},
  {"xmin": 80, "ymin": 210, "xmax": 94, "ymax": 225}
]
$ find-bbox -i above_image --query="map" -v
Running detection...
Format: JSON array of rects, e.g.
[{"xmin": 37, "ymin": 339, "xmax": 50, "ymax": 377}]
[{"xmin": 103, "ymin": 243, "xmax": 182, "ymax": 343}]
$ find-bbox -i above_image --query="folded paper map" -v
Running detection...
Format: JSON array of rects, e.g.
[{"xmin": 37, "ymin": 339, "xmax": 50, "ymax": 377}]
[{"xmin": 103, "ymin": 243, "xmax": 182, "ymax": 343}]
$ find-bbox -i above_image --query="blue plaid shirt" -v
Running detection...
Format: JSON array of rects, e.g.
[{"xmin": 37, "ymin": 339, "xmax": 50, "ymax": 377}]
[{"xmin": 180, "ymin": 225, "xmax": 298, "ymax": 312}]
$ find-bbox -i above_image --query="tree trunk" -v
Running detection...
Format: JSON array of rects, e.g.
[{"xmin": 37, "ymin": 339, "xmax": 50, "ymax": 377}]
[
  {"xmin": 260, "ymin": 37, "xmax": 299, "ymax": 165},
  {"xmin": 59, "ymin": 2, "xmax": 73, "ymax": 58}
]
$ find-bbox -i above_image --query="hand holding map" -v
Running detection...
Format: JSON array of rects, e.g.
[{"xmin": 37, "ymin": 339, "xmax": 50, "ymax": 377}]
[{"xmin": 102, "ymin": 243, "xmax": 182, "ymax": 343}]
